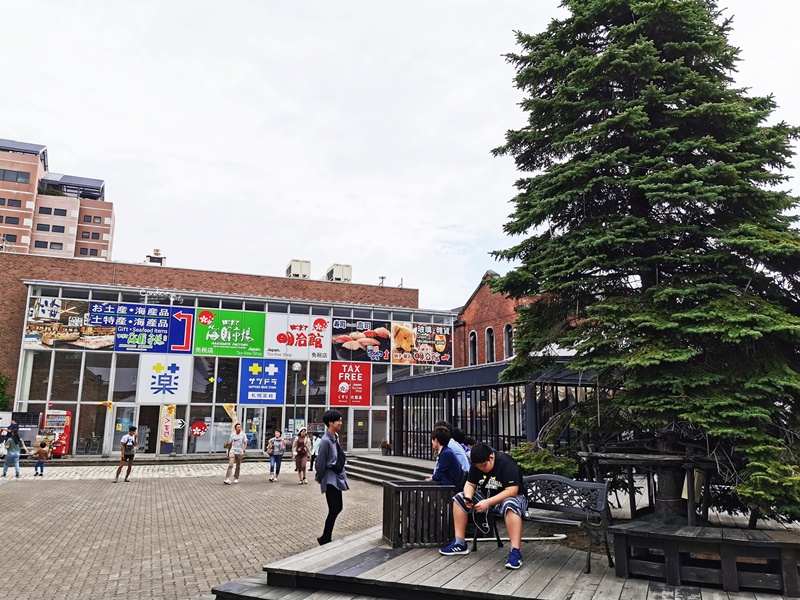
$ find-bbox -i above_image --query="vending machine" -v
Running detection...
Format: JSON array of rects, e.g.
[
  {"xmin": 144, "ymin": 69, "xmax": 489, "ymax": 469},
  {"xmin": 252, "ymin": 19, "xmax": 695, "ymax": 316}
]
[{"xmin": 43, "ymin": 410, "xmax": 72, "ymax": 457}]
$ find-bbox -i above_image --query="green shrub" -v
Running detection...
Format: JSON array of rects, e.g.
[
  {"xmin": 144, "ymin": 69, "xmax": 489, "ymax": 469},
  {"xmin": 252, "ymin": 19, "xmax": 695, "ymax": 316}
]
[{"xmin": 508, "ymin": 443, "xmax": 578, "ymax": 478}]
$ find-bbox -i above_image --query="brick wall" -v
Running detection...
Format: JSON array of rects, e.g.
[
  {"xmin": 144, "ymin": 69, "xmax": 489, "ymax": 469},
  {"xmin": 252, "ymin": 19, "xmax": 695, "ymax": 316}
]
[
  {"xmin": 452, "ymin": 272, "xmax": 526, "ymax": 367},
  {"xmin": 0, "ymin": 253, "xmax": 419, "ymax": 395}
]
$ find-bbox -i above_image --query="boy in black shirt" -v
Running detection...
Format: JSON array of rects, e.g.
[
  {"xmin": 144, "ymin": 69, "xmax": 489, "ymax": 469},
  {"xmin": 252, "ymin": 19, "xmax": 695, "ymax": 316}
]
[{"xmin": 439, "ymin": 442, "xmax": 528, "ymax": 569}]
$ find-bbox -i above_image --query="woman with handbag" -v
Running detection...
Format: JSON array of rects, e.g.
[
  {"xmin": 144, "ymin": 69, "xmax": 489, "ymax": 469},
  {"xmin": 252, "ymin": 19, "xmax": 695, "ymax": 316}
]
[
  {"xmin": 293, "ymin": 428, "xmax": 312, "ymax": 484},
  {"xmin": 266, "ymin": 430, "xmax": 285, "ymax": 482},
  {"xmin": 314, "ymin": 410, "xmax": 349, "ymax": 545}
]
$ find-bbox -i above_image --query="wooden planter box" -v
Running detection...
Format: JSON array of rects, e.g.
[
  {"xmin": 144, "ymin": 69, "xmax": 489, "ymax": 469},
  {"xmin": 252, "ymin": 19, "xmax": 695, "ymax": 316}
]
[{"xmin": 382, "ymin": 481, "xmax": 457, "ymax": 548}]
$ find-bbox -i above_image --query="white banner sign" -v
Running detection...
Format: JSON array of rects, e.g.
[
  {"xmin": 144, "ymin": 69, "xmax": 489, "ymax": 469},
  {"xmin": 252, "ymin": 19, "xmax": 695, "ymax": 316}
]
[{"xmin": 136, "ymin": 354, "xmax": 193, "ymax": 404}]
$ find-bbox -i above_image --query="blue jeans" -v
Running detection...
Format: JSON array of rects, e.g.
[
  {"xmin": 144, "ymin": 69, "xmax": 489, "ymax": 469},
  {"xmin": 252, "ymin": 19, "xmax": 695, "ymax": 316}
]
[
  {"xmin": 3, "ymin": 452, "xmax": 20, "ymax": 476},
  {"xmin": 269, "ymin": 454, "xmax": 283, "ymax": 477}
]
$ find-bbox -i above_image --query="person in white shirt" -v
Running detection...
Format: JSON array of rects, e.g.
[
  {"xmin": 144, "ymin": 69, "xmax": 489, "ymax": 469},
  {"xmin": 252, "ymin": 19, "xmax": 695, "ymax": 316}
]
[
  {"xmin": 114, "ymin": 426, "xmax": 138, "ymax": 483},
  {"xmin": 224, "ymin": 423, "xmax": 248, "ymax": 485}
]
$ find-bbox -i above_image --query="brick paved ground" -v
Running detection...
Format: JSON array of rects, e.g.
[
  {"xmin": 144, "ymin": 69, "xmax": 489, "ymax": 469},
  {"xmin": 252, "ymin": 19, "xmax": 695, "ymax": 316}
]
[{"xmin": 0, "ymin": 463, "xmax": 383, "ymax": 600}]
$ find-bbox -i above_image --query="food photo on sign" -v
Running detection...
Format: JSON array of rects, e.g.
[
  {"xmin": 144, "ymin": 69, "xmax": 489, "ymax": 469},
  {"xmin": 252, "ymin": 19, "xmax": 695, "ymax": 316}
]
[
  {"xmin": 330, "ymin": 318, "xmax": 391, "ymax": 362},
  {"xmin": 390, "ymin": 322, "xmax": 453, "ymax": 365}
]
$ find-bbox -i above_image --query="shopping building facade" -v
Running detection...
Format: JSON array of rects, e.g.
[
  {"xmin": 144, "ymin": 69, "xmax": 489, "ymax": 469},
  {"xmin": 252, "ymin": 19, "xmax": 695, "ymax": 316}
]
[{"xmin": 1, "ymin": 254, "xmax": 454, "ymax": 456}]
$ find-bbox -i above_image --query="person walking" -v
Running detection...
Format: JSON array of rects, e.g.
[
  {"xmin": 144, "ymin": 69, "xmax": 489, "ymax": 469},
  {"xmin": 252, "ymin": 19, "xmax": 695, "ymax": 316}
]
[
  {"xmin": 315, "ymin": 410, "xmax": 349, "ymax": 545},
  {"xmin": 266, "ymin": 430, "xmax": 286, "ymax": 482},
  {"xmin": 310, "ymin": 433, "xmax": 321, "ymax": 472},
  {"xmin": 33, "ymin": 441, "xmax": 51, "ymax": 477},
  {"xmin": 114, "ymin": 426, "xmax": 138, "ymax": 483},
  {"xmin": 2, "ymin": 429, "xmax": 28, "ymax": 478},
  {"xmin": 293, "ymin": 428, "xmax": 311, "ymax": 484},
  {"xmin": 224, "ymin": 422, "xmax": 248, "ymax": 485}
]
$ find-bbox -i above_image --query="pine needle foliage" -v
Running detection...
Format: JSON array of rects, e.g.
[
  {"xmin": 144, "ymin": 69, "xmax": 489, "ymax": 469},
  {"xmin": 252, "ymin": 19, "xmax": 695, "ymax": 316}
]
[{"xmin": 492, "ymin": 0, "xmax": 800, "ymax": 521}]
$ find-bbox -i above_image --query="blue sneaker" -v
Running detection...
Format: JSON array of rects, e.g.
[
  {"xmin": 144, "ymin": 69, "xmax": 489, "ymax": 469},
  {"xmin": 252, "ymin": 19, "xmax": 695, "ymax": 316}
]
[
  {"xmin": 440, "ymin": 539, "xmax": 470, "ymax": 556},
  {"xmin": 505, "ymin": 548, "xmax": 522, "ymax": 569}
]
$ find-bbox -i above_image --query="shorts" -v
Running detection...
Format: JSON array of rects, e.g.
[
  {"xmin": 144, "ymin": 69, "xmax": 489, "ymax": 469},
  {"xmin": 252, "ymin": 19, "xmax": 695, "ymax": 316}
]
[
  {"xmin": 122, "ymin": 454, "xmax": 135, "ymax": 463},
  {"xmin": 454, "ymin": 490, "xmax": 528, "ymax": 519}
]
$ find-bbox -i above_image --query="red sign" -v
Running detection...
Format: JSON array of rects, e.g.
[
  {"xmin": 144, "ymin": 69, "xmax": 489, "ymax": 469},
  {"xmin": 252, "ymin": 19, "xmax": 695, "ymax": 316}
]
[{"xmin": 330, "ymin": 361, "xmax": 371, "ymax": 406}]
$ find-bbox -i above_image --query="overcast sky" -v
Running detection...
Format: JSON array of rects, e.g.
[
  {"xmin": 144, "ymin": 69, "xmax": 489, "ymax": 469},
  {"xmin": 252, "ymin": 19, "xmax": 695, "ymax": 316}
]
[{"xmin": 4, "ymin": 1, "xmax": 798, "ymax": 310}]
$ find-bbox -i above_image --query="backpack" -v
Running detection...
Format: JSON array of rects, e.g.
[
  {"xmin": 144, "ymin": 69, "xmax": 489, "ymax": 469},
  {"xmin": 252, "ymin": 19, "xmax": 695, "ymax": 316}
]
[{"xmin": 124, "ymin": 435, "xmax": 136, "ymax": 457}]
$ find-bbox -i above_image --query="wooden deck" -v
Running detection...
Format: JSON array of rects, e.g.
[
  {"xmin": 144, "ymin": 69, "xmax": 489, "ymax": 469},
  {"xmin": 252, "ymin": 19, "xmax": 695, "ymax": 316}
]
[{"xmin": 212, "ymin": 521, "xmax": 795, "ymax": 600}]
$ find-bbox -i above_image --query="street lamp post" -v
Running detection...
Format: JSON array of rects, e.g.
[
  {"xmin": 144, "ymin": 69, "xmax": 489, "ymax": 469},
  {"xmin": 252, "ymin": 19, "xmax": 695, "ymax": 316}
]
[{"xmin": 291, "ymin": 362, "xmax": 302, "ymax": 439}]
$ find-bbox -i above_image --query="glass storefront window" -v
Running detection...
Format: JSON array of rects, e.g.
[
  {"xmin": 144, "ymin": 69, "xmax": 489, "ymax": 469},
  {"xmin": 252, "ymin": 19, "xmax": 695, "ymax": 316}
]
[
  {"xmin": 82, "ymin": 353, "xmax": 111, "ymax": 402},
  {"xmin": 308, "ymin": 362, "xmax": 328, "ymax": 406},
  {"xmin": 51, "ymin": 351, "xmax": 82, "ymax": 402},
  {"xmin": 285, "ymin": 361, "xmax": 307, "ymax": 409},
  {"xmin": 112, "ymin": 354, "xmax": 139, "ymax": 402},
  {"xmin": 392, "ymin": 366, "xmax": 411, "ymax": 381},
  {"xmin": 76, "ymin": 404, "xmax": 108, "ymax": 454},
  {"xmin": 371, "ymin": 409, "xmax": 388, "ymax": 448},
  {"xmin": 243, "ymin": 407, "xmax": 264, "ymax": 450},
  {"xmin": 216, "ymin": 358, "xmax": 239, "ymax": 404},
  {"xmin": 353, "ymin": 409, "xmax": 369, "ymax": 449},
  {"xmin": 192, "ymin": 357, "xmax": 215, "ymax": 402},
  {"xmin": 21, "ymin": 350, "xmax": 51, "ymax": 402},
  {"xmin": 187, "ymin": 405, "xmax": 212, "ymax": 453},
  {"xmin": 308, "ymin": 407, "xmax": 326, "ymax": 435},
  {"xmin": 372, "ymin": 365, "xmax": 388, "ymax": 406},
  {"xmin": 212, "ymin": 405, "xmax": 235, "ymax": 452}
]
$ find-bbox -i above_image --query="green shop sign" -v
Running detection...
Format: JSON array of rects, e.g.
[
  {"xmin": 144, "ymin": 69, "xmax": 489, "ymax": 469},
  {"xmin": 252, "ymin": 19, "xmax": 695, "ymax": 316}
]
[{"xmin": 194, "ymin": 309, "xmax": 265, "ymax": 357}]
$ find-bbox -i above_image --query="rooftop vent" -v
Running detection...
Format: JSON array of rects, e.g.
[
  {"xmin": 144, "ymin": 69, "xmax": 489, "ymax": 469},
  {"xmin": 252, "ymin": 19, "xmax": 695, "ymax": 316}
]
[
  {"xmin": 286, "ymin": 259, "xmax": 310, "ymax": 279},
  {"xmin": 324, "ymin": 263, "xmax": 352, "ymax": 282},
  {"xmin": 146, "ymin": 249, "xmax": 166, "ymax": 266}
]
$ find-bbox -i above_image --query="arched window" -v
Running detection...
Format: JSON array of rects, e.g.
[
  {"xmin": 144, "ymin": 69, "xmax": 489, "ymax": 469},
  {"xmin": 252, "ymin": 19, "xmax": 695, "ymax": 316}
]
[
  {"xmin": 468, "ymin": 331, "xmax": 477, "ymax": 365},
  {"xmin": 485, "ymin": 327, "xmax": 495, "ymax": 363},
  {"xmin": 503, "ymin": 324, "xmax": 514, "ymax": 359}
]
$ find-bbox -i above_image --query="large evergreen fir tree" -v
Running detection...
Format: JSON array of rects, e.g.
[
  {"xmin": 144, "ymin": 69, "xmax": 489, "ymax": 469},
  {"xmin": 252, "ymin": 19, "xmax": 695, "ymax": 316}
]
[{"xmin": 493, "ymin": 0, "xmax": 800, "ymax": 521}]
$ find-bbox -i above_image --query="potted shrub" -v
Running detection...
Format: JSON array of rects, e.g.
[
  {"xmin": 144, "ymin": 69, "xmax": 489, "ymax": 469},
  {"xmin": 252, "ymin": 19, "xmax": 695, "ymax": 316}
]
[{"xmin": 380, "ymin": 439, "xmax": 392, "ymax": 456}]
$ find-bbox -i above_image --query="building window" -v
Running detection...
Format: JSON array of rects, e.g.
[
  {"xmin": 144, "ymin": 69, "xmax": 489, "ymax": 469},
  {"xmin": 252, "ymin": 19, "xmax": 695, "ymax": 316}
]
[
  {"xmin": 34, "ymin": 241, "xmax": 48, "ymax": 249},
  {"xmin": 38, "ymin": 207, "xmax": 52, "ymax": 215},
  {"xmin": 7, "ymin": 199, "xmax": 21, "ymax": 207},
  {"xmin": 79, "ymin": 248, "xmax": 88, "ymax": 255},
  {"xmin": 0, "ymin": 198, "xmax": 4, "ymax": 205},
  {"xmin": 36, "ymin": 224, "xmax": 50, "ymax": 232},
  {"xmin": 52, "ymin": 225, "xmax": 65, "ymax": 233},
  {"xmin": 54, "ymin": 208, "xmax": 67, "ymax": 216},
  {"xmin": 468, "ymin": 331, "xmax": 478, "ymax": 366},
  {"xmin": 83, "ymin": 215, "xmax": 92, "ymax": 222},
  {"xmin": 0, "ymin": 216, "xmax": 2, "ymax": 223},
  {"xmin": 50, "ymin": 242, "xmax": 63, "ymax": 250},
  {"xmin": 0, "ymin": 169, "xmax": 31, "ymax": 184},
  {"xmin": 81, "ymin": 231, "xmax": 90, "ymax": 238},
  {"xmin": 93, "ymin": 216, "xmax": 101, "ymax": 223},
  {"xmin": 503, "ymin": 324, "xmax": 515, "ymax": 359},
  {"xmin": 3, "ymin": 234, "xmax": 17, "ymax": 242},
  {"xmin": 91, "ymin": 232, "xmax": 100, "ymax": 240},
  {"xmin": 485, "ymin": 328, "xmax": 495, "ymax": 363},
  {"xmin": 89, "ymin": 249, "xmax": 98, "ymax": 256},
  {"xmin": 5, "ymin": 216, "xmax": 19, "ymax": 225}
]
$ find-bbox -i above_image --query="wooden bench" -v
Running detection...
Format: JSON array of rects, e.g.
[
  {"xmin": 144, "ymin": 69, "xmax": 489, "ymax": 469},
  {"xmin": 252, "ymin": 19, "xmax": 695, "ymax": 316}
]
[
  {"xmin": 609, "ymin": 521, "xmax": 800, "ymax": 597},
  {"xmin": 473, "ymin": 473, "xmax": 614, "ymax": 574}
]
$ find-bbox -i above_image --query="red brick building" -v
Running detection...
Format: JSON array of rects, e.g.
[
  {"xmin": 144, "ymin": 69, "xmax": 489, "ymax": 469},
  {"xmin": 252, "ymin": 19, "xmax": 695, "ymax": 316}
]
[{"xmin": 452, "ymin": 270, "xmax": 531, "ymax": 368}]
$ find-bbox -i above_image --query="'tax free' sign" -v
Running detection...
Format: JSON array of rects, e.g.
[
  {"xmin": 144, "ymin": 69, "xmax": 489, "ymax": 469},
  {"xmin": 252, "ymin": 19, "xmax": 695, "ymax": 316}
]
[{"xmin": 330, "ymin": 361, "xmax": 372, "ymax": 406}]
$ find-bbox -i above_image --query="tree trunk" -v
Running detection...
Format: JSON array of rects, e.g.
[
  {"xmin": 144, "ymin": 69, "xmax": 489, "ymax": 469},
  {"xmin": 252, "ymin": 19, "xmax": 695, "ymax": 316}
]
[{"xmin": 654, "ymin": 434, "xmax": 687, "ymax": 521}]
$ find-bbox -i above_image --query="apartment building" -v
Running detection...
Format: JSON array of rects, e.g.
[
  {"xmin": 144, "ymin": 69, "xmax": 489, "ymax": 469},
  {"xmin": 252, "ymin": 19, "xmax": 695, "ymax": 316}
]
[{"xmin": 0, "ymin": 138, "xmax": 114, "ymax": 259}]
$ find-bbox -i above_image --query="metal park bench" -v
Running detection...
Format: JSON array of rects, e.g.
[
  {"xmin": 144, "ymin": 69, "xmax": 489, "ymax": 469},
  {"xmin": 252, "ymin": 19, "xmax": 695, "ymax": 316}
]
[{"xmin": 473, "ymin": 473, "xmax": 614, "ymax": 574}]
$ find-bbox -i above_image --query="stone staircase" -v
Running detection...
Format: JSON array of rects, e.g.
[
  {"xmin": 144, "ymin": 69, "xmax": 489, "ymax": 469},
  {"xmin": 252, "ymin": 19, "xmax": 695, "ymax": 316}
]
[{"xmin": 344, "ymin": 454, "xmax": 431, "ymax": 486}]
